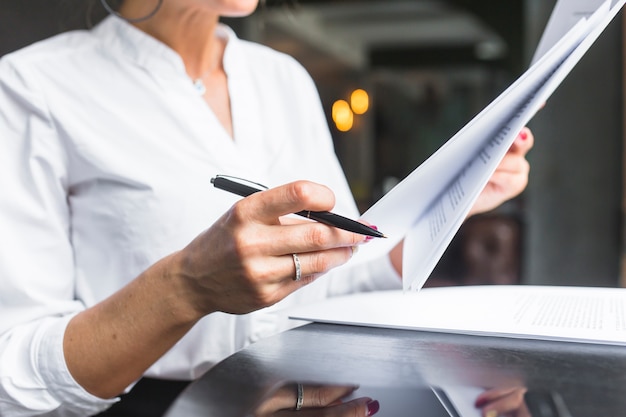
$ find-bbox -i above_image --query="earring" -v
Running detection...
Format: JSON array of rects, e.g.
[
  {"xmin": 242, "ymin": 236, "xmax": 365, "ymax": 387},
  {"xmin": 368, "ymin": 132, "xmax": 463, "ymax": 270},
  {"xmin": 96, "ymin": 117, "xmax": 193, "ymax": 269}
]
[{"xmin": 99, "ymin": 0, "xmax": 164, "ymax": 23}]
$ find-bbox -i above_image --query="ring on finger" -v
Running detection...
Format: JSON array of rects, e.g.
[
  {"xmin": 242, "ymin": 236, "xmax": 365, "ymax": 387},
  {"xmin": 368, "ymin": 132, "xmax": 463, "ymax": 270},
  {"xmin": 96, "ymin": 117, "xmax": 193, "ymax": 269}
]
[
  {"xmin": 292, "ymin": 253, "xmax": 302, "ymax": 282},
  {"xmin": 295, "ymin": 383, "xmax": 304, "ymax": 410}
]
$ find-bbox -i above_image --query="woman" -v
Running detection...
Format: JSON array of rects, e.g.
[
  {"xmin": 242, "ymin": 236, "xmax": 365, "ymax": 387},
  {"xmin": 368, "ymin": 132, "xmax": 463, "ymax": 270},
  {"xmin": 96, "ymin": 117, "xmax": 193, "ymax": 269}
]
[{"xmin": 0, "ymin": 0, "xmax": 533, "ymax": 415}]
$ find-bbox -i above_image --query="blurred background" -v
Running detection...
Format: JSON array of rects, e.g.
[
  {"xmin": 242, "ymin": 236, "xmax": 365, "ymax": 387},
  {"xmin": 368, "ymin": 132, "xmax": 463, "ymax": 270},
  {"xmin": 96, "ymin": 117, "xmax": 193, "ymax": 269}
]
[{"xmin": 1, "ymin": 0, "xmax": 623, "ymax": 289}]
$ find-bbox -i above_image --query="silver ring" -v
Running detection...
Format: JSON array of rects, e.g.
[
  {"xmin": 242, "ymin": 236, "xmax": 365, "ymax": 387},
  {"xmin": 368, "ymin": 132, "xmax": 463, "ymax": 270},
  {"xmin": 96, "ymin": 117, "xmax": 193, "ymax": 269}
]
[
  {"xmin": 295, "ymin": 383, "xmax": 304, "ymax": 410},
  {"xmin": 292, "ymin": 253, "xmax": 302, "ymax": 282}
]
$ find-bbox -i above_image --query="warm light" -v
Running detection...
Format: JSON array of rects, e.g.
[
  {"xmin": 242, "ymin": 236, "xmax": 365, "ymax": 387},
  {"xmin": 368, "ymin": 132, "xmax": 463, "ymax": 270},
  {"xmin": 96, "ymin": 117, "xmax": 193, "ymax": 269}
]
[
  {"xmin": 332, "ymin": 99, "xmax": 354, "ymax": 132},
  {"xmin": 332, "ymin": 99, "xmax": 349, "ymax": 121},
  {"xmin": 350, "ymin": 89, "xmax": 369, "ymax": 114}
]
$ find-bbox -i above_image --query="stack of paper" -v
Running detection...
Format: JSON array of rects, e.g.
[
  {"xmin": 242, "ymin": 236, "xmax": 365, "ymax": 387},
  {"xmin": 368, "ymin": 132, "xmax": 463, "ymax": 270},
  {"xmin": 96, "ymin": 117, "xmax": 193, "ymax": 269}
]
[
  {"xmin": 349, "ymin": 0, "xmax": 626, "ymax": 291},
  {"xmin": 288, "ymin": 285, "xmax": 626, "ymax": 345}
]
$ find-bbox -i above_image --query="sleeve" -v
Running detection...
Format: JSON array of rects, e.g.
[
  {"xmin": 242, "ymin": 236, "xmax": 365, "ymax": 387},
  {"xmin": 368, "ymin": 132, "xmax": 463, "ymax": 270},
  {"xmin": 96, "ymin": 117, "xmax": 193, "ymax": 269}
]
[
  {"xmin": 0, "ymin": 58, "xmax": 117, "ymax": 416},
  {"xmin": 288, "ymin": 59, "xmax": 403, "ymax": 296}
]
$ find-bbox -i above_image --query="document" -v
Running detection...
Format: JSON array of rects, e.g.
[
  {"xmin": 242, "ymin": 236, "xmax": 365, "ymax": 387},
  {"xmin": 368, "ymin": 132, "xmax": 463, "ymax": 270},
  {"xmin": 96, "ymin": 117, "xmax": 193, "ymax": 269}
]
[
  {"xmin": 433, "ymin": 386, "xmax": 484, "ymax": 417},
  {"xmin": 350, "ymin": 0, "xmax": 626, "ymax": 291},
  {"xmin": 533, "ymin": 0, "xmax": 621, "ymax": 63},
  {"xmin": 288, "ymin": 285, "xmax": 626, "ymax": 345}
]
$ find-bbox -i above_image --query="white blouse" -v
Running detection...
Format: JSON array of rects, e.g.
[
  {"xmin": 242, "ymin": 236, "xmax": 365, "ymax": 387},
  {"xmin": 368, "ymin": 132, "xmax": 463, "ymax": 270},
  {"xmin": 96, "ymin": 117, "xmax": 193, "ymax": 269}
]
[{"xmin": 0, "ymin": 16, "xmax": 400, "ymax": 416}]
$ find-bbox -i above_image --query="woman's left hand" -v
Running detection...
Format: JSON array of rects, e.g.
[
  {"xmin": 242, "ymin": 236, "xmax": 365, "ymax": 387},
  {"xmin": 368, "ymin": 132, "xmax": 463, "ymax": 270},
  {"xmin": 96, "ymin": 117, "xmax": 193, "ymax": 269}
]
[{"xmin": 468, "ymin": 127, "xmax": 534, "ymax": 217}]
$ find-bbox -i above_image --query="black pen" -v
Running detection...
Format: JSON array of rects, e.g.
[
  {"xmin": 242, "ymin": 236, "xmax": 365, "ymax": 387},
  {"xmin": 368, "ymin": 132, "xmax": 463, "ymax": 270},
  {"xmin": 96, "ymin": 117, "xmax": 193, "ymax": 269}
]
[{"xmin": 211, "ymin": 175, "xmax": 386, "ymax": 238}]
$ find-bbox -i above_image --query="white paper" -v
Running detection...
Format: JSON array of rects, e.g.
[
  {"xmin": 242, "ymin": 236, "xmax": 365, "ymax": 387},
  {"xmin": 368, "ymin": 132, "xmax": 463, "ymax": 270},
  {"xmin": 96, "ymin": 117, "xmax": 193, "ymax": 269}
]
[
  {"xmin": 433, "ymin": 386, "xmax": 484, "ymax": 417},
  {"xmin": 350, "ymin": 0, "xmax": 625, "ymax": 291},
  {"xmin": 288, "ymin": 285, "xmax": 626, "ymax": 345},
  {"xmin": 532, "ymin": 0, "xmax": 619, "ymax": 63}
]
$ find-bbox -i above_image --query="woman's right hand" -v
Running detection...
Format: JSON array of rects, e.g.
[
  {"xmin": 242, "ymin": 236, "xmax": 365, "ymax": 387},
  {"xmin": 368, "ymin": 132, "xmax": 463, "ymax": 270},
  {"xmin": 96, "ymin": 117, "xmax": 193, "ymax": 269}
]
[
  {"xmin": 64, "ymin": 180, "xmax": 368, "ymax": 399},
  {"xmin": 172, "ymin": 180, "xmax": 369, "ymax": 317},
  {"xmin": 253, "ymin": 384, "xmax": 380, "ymax": 417}
]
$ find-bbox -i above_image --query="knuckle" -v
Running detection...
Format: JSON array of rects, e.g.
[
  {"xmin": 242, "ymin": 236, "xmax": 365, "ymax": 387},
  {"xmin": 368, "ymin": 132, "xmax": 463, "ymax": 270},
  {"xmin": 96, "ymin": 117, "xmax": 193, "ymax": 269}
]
[
  {"xmin": 511, "ymin": 157, "xmax": 526, "ymax": 172},
  {"xmin": 245, "ymin": 284, "xmax": 276, "ymax": 309},
  {"xmin": 228, "ymin": 202, "xmax": 248, "ymax": 223},
  {"xmin": 290, "ymin": 181, "xmax": 335, "ymax": 209},
  {"xmin": 241, "ymin": 258, "xmax": 274, "ymax": 284},
  {"xmin": 354, "ymin": 405, "xmax": 369, "ymax": 417},
  {"xmin": 289, "ymin": 181, "xmax": 314, "ymax": 204},
  {"xmin": 348, "ymin": 407, "xmax": 364, "ymax": 417},
  {"xmin": 310, "ymin": 387, "xmax": 329, "ymax": 407},
  {"xmin": 300, "ymin": 275, "xmax": 319, "ymax": 285},
  {"xmin": 308, "ymin": 251, "xmax": 337, "ymax": 275},
  {"xmin": 303, "ymin": 224, "xmax": 330, "ymax": 247},
  {"xmin": 231, "ymin": 231, "xmax": 254, "ymax": 259},
  {"xmin": 254, "ymin": 292, "xmax": 276, "ymax": 308},
  {"xmin": 311, "ymin": 253, "xmax": 332, "ymax": 274},
  {"xmin": 350, "ymin": 231, "xmax": 366, "ymax": 246}
]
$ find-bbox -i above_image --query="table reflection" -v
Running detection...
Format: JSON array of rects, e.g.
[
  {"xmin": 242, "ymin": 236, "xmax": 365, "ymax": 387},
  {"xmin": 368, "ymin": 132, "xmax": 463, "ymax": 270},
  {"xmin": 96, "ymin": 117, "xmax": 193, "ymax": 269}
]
[
  {"xmin": 164, "ymin": 323, "xmax": 626, "ymax": 417},
  {"xmin": 250, "ymin": 383, "xmax": 572, "ymax": 417}
]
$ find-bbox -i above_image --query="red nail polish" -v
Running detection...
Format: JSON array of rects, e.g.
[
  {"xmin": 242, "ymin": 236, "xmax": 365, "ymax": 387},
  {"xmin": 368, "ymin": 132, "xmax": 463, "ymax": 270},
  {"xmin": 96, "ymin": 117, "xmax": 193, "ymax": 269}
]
[
  {"xmin": 519, "ymin": 131, "xmax": 528, "ymax": 140},
  {"xmin": 475, "ymin": 397, "xmax": 488, "ymax": 407},
  {"xmin": 370, "ymin": 225, "xmax": 378, "ymax": 230},
  {"xmin": 366, "ymin": 400, "xmax": 380, "ymax": 416}
]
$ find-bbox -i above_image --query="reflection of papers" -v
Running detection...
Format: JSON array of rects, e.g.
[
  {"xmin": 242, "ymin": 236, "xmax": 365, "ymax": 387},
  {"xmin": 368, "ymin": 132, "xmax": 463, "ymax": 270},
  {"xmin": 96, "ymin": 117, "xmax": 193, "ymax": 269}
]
[
  {"xmin": 288, "ymin": 286, "xmax": 626, "ymax": 345},
  {"xmin": 433, "ymin": 386, "xmax": 484, "ymax": 417},
  {"xmin": 349, "ymin": 0, "xmax": 625, "ymax": 292}
]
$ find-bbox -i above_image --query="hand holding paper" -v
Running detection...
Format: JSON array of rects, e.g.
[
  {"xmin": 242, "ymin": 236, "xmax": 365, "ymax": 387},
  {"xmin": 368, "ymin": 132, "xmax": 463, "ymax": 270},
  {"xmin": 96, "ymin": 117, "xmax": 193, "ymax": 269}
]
[
  {"xmin": 349, "ymin": 0, "xmax": 625, "ymax": 291},
  {"xmin": 466, "ymin": 128, "xmax": 533, "ymax": 217}
]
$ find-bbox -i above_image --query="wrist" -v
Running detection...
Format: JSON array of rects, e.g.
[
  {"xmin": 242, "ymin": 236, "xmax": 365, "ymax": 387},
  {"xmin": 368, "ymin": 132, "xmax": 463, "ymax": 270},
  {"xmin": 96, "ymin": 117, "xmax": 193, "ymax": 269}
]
[{"xmin": 150, "ymin": 251, "xmax": 212, "ymax": 325}]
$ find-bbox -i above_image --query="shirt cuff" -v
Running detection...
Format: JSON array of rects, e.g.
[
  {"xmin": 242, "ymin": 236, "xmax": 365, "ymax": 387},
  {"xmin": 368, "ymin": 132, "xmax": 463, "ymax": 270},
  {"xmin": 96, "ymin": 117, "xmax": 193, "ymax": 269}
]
[{"xmin": 38, "ymin": 315, "xmax": 119, "ymax": 415}]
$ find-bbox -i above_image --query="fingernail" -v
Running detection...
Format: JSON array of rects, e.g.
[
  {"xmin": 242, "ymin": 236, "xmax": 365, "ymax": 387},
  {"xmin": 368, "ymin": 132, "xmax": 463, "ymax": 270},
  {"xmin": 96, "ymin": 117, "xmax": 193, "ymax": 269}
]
[
  {"xmin": 474, "ymin": 397, "xmax": 488, "ymax": 407},
  {"xmin": 519, "ymin": 131, "xmax": 528, "ymax": 140},
  {"xmin": 364, "ymin": 225, "xmax": 378, "ymax": 242},
  {"xmin": 366, "ymin": 400, "xmax": 380, "ymax": 416}
]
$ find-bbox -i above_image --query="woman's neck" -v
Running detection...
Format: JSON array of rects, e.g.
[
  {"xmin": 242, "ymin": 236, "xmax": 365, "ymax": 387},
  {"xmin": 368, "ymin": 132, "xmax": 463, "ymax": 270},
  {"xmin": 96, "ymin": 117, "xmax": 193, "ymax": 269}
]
[
  {"xmin": 118, "ymin": 1, "xmax": 234, "ymax": 139},
  {"xmin": 120, "ymin": 2, "xmax": 225, "ymax": 79}
]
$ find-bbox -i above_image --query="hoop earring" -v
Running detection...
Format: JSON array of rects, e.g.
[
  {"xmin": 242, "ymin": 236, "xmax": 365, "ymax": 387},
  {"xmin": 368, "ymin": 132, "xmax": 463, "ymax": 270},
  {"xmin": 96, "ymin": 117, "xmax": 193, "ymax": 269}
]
[{"xmin": 100, "ymin": 0, "xmax": 163, "ymax": 23}]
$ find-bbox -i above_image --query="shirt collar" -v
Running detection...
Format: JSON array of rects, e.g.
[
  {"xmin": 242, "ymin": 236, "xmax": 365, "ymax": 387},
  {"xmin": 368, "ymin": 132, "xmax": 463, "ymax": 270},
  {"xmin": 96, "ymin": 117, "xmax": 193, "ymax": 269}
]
[
  {"xmin": 215, "ymin": 24, "xmax": 245, "ymax": 78},
  {"xmin": 92, "ymin": 15, "xmax": 185, "ymax": 77},
  {"xmin": 92, "ymin": 15, "xmax": 244, "ymax": 80}
]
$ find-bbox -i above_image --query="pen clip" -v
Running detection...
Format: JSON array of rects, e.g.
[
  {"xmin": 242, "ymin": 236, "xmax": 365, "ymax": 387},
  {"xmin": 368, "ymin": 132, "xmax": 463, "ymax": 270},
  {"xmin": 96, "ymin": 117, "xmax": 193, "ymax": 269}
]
[{"xmin": 212, "ymin": 175, "xmax": 269, "ymax": 190}]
